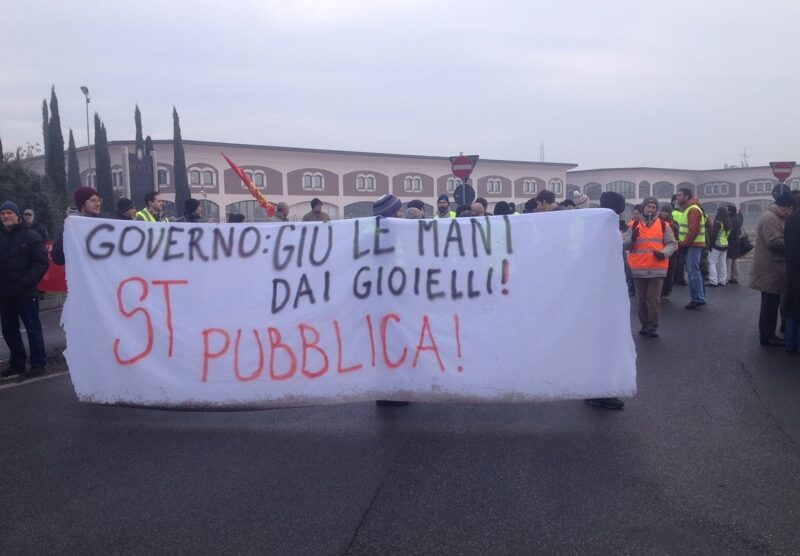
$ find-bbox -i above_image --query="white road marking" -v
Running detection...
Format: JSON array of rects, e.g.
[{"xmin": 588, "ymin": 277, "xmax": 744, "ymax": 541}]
[{"xmin": 0, "ymin": 371, "xmax": 69, "ymax": 391}]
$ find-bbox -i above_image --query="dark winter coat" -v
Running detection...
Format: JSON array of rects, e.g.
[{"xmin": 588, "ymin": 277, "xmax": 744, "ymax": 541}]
[
  {"xmin": 727, "ymin": 213, "xmax": 743, "ymax": 259},
  {"xmin": 176, "ymin": 213, "xmax": 202, "ymax": 223},
  {"xmin": 0, "ymin": 223, "xmax": 49, "ymax": 299},
  {"xmin": 750, "ymin": 205, "xmax": 788, "ymax": 295},
  {"xmin": 785, "ymin": 211, "xmax": 800, "ymax": 320}
]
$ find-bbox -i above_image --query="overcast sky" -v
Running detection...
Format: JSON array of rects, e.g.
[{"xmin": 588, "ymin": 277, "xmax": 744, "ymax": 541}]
[{"xmin": 2, "ymin": 0, "xmax": 798, "ymax": 170}]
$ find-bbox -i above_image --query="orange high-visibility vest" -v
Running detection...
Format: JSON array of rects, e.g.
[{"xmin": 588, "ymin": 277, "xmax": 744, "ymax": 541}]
[{"xmin": 628, "ymin": 219, "xmax": 669, "ymax": 272}]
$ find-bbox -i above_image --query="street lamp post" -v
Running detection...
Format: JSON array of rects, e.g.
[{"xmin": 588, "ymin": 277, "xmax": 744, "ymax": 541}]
[{"xmin": 79, "ymin": 86, "xmax": 91, "ymax": 183}]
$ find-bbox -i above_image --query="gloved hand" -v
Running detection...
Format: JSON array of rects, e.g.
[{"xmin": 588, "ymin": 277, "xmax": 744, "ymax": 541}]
[{"xmin": 653, "ymin": 251, "xmax": 666, "ymax": 260}]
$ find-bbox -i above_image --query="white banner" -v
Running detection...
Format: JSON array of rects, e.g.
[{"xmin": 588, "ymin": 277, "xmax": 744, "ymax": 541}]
[{"xmin": 62, "ymin": 210, "xmax": 636, "ymax": 408}]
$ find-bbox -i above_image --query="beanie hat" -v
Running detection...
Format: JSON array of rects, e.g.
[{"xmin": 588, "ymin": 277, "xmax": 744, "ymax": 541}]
[
  {"xmin": 311, "ymin": 197, "xmax": 322, "ymax": 208},
  {"xmin": 772, "ymin": 183, "xmax": 791, "ymax": 201},
  {"xmin": 116, "ymin": 198, "xmax": 135, "ymax": 213},
  {"xmin": 373, "ymin": 194, "xmax": 402, "ymax": 218},
  {"xmin": 475, "ymin": 197, "xmax": 488, "ymax": 210},
  {"xmin": 775, "ymin": 191, "xmax": 796, "ymax": 208},
  {"xmin": 0, "ymin": 200, "xmax": 22, "ymax": 220},
  {"xmin": 74, "ymin": 187, "xmax": 99, "ymax": 210},
  {"xmin": 437, "ymin": 194, "xmax": 450, "ymax": 203},
  {"xmin": 572, "ymin": 191, "xmax": 589, "ymax": 209},
  {"xmin": 600, "ymin": 191, "xmax": 626, "ymax": 214},
  {"xmin": 642, "ymin": 197, "xmax": 659, "ymax": 210},
  {"xmin": 184, "ymin": 198, "xmax": 201, "ymax": 213},
  {"xmin": 407, "ymin": 199, "xmax": 425, "ymax": 211},
  {"xmin": 524, "ymin": 198, "xmax": 538, "ymax": 212}
]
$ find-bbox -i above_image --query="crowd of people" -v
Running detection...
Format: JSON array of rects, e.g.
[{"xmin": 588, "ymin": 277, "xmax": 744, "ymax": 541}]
[{"xmin": 1, "ymin": 183, "xmax": 798, "ymax": 396}]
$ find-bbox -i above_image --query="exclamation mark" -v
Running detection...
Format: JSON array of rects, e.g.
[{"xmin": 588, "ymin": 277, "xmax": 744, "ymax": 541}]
[
  {"xmin": 454, "ymin": 314, "xmax": 463, "ymax": 372},
  {"xmin": 501, "ymin": 259, "xmax": 510, "ymax": 295}
]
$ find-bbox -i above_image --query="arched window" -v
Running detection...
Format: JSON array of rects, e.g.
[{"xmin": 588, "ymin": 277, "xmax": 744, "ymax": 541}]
[
  {"xmin": 702, "ymin": 182, "xmax": 730, "ymax": 196},
  {"xmin": 356, "ymin": 174, "xmax": 376, "ymax": 192},
  {"xmin": 226, "ymin": 200, "xmax": 271, "ymax": 222},
  {"xmin": 566, "ymin": 184, "xmax": 580, "ymax": 198},
  {"xmin": 548, "ymin": 178, "xmax": 564, "ymax": 194},
  {"xmin": 403, "ymin": 176, "xmax": 422, "ymax": 192},
  {"xmin": 746, "ymin": 180, "xmax": 773, "ymax": 194},
  {"xmin": 303, "ymin": 172, "xmax": 324, "ymax": 190},
  {"xmin": 157, "ymin": 168, "xmax": 169, "ymax": 186},
  {"xmin": 487, "ymin": 178, "xmax": 502, "ymax": 193},
  {"xmin": 202, "ymin": 170, "xmax": 214, "ymax": 186},
  {"xmin": 199, "ymin": 200, "xmax": 221, "ymax": 222},
  {"xmin": 638, "ymin": 181, "xmax": 651, "ymax": 198},
  {"xmin": 189, "ymin": 170, "xmax": 201, "ymax": 185},
  {"xmin": 446, "ymin": 177, "xmax": 460, "ymax": 192},
  {"xmin": 653, "ymin": 181, "xmax": 675, "ymax": 199},
  {"xmin": 605, "ymin": 180, "xmax": 634, "ymax": 197},
  {"xmin": 253, "ymin": 172, "xmax": 265, "ymax": 188},
  {"xmin": 522, "ymin": 179, "xmax": 537, "ymax": 194},
  {"xmin": 585, "ymin": 182, "xmax": 602, "ymax": 200}
]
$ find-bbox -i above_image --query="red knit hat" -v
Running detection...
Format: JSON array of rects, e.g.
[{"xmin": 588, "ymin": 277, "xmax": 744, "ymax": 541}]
[{"xmin": 74, "ymin": 187, "xmax": 99, "ymax": 209}]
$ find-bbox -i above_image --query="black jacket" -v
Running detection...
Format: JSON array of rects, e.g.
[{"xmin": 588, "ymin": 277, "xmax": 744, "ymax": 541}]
[{"xmin": 0, "ymin": 223, "xmax": 49, "ymax": 299}]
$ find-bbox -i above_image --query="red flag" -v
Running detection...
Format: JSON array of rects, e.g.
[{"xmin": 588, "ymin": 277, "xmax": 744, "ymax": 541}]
[{"xmin": 221, "ymin": 153, "xmax": 276, "ymax": 217}]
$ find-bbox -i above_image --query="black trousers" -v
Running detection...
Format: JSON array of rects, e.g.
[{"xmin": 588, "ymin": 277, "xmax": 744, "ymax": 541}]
[
  {"xmin": 662, "ymin": 254, "xmax": 677, "ymax": 297},
  {"xmin": 673, "ymin": 251, "xmax": 687, "ymax": 285},
  {"xmin": 759, "ymin": 292, "xmax": 782, "ymax": 339}
]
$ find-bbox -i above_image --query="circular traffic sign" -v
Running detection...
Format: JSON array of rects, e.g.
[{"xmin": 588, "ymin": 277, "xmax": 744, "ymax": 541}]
[
  {"xmin": 451, "ymin": 156, "xmax": 475, "ymax": 180},
  {"xmin": 454, "ymin": 183, "xmax": 476, "ymax": 207}
]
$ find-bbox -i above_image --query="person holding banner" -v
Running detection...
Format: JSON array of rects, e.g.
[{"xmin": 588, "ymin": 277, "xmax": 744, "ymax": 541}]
[
  {"xmin": 435, "ymin": 194, "xmax": 456, "ymax": 219},
  {"xmin": 176, "ymin": 198, "xmax": 202, "ymax": 223},
  {"xmin": 134, "ymin": 192, "xmax": 169, "ymax": 223},
  {"xmin": 0, "ymin": 201, "xmax": 50, "ymax": 378},
  {"xmin": 115, "ymin": 198, "xmax": 136, "ymax": 220},
  {"xmin": 627, "ymin": 197, "xmax": 677, "ymax": 337}
]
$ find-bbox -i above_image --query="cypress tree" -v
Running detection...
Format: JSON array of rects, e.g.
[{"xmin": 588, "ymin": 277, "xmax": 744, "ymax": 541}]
[
  {"xmin": 42, "ymin": 99, "xmax": 49, "ymax": 170},
  {"xmin": 0, "ymin": 133, "xmax": 4, "ymax": 163},
  {"xmin": 46, "ymin": 86, "xmax": 67, "ymax": 214},
  {"xmin": 134, "ymin": 104, "xmax": 145, "ymax": 155},
  {"xmin": 173, "ymin": 107, "xmax": 190, "ymax": 214},
  {"xmin": 144, "ymin": 135, "xmax": 153, "ymax": 155},
  {"xmin": 67, "ymin": 129, "xmax": 81, "ymax": 194},
  {"xmin": 94, "ymin": 113, "xmax": 114, "ymax": 214}
]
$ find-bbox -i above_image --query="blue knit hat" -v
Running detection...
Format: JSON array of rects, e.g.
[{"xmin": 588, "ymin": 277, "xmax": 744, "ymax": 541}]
[
  {"xmin": 373, "ymin": 194, "xmax": 402, "ymax": 218},
  {"xmin": 0, "ymin": 200, "xmax": 22, "ymax": 220}
]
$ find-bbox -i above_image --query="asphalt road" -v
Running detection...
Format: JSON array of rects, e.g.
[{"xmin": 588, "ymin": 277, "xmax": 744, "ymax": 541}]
[{"xmin": 2, "ymin": 261, "xmax": 799, "ymax": 554}]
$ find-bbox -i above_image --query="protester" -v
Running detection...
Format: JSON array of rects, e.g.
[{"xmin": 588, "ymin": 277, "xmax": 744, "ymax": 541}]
[
  {"xmin": 475, "ymin": 197, "xmax": 489, "ymax": 215},
  {"xmin": 749, "ymin": 192, "xmax": 795, "ymax": 347},
  {"xmin": 572, "ymin": 191, "xmax": 590, "ymax": 209},
  {"xmin": 302, "ymin": 198, "xmax": 330, "ymax": 222},
  {"xmin": 22, "ymin": 208, "xmax": 49, "ymax": 241},
  {"xmin": 586, "ymin": 191, "xmax": 630, "ymax": 410},
  {"xmin": 629, "ymin": 204, "xmax": 642, "ymax": 227},
  {"xmin": 535, "ymin": 190, "xmax": 557, "ymax": 212},
  {"xmin": 404, "ymin": 207, "xmax": 423, "ymax": 219},
  {"xmin": 134, "ymin": 192, "xmax": 168, "ymax": 222},
  {"xmin": 435, "ymin": 194, "xmax": 455, "ymax": 218},
  {"xmin": 674, "ymin": 187, "xmax": 707, "ymax": 309},
  {"xmin": 372, "ymin": 193, "xmax": 409, "ymax": 407},
  {"xmin": 659, "ymin": 203, "xmax": 679, "ymax": 303},
  {"xmin": 407, "ymin": 199, "xmax": 426, "ymax": 216},
  {"xmin": 559, "ymin": 199, "xmax": 576, "ymax": 209},
  {"xmin": 52, "ymin": 187, "xmax": 102, "ymax": 266},
  {"xmin": 493, "ymin": 201, "xmax": 512, "ymax": 216},
  {"xmin": 784, "ymin": 202, "xmax": 800, "ymax": 353},
  {"xmin": 725, "ymin": 205, "xmax": 743, "ymax": 284},
  {"xmin": 177, "ymin": 198, "xmax": 202, "ymax": 223},
  {"xmin": 0, "ymin": 200, "xmax": 49, "ymax": 378},
  {"xmin": 707, "ymin": 206, "xmax": 731, "ymax": 286},
  {"xmin": 627, "ymin": 197, "xmax": 677, "ymax": 337},
  {"xmin": 523, "ymin": 198, "xmax": 538, "ymax": 213},
  {"xmin": 508, "ymin": 202, "xmax": 517, "ymax": 214},
  {"xmin": 455, "ymin": 205, "xmax": 473, "ymax": 217},
  {"xmin": 471, "ymin": 202, "xmax": 485, "ymax": 216},
  {"xmin": 269, "ymin": 202, "xmax": 290, "ymax": 222},
  {"xmin": 115, "ymin": 198, "xmax": 136, "ymax": 220},
  {"xmin": 670, "ymin": 194, "xmax": 687, "ymax": 286}
]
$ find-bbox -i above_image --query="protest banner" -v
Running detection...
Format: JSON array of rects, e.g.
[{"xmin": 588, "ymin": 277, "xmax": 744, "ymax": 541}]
[{"xmin": 61, "ymin": 209, "xmax": 637, "ymax": 408}]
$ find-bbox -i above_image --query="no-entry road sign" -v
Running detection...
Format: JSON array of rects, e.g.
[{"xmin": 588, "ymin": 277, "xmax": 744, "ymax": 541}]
[
  {"xmin": 450, "ymin": 154, "xmax": 479, "ymax": 180},
  {"xmin": 770, "ymin": 161, "xmax": 796, "ymax": 183}
]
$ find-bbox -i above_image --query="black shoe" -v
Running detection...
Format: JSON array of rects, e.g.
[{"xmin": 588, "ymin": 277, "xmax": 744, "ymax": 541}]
[
  {"xmin": 684, "ymin": 301, "xmax": 706, "ymax": 310},
  {"xmin": 728, "ymin": 279, "xmax": 738, "ymax": 284},
  {"xmin": 760, "ymin": 336, "xmax": 785, "ymax": 347},
  {"xmin": 644, "ymin": 330, "xmax": 659, "ymax": 338},
  {"xmin": 375, "ymin": 400, "xmax": 410, "ymax": 407},
  {"xmin": 1, "ymin": 365, "xmax": 25, "ymax": 378},
  {"xmin": 638, "ymin": 329, "xmax": 648, "ymax": 336},
  {"xmin": 22, "ymin": 366, "xmax": 45, "ymax": 378},
  {"xmin": 587, "ymin": 397, "xmax": 624, "ymax": 410}
]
